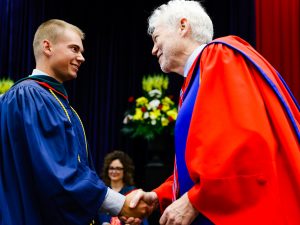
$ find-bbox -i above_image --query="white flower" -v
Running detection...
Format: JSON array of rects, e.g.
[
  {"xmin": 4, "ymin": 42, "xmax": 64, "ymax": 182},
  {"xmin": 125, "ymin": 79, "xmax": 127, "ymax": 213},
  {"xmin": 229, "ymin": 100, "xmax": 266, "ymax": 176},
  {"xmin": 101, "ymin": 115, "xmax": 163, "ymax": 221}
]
[
  {"xmin": 123, "ymin": 115, "xmax": 133, "ymax": 124},
  {"xmin": 151, "ymin": 119, "xmax": 157, "ymax": 125},
  {"xmin": 148, "ymin": 99, "xmax": 160, "ymax": 109},
  {"xmin": 143, "ymin": 112, "xmax": 149, "ymax": 119},
  {"xmin": 148, "ymin": 89, "xmax": 162, "ymax": 98}
]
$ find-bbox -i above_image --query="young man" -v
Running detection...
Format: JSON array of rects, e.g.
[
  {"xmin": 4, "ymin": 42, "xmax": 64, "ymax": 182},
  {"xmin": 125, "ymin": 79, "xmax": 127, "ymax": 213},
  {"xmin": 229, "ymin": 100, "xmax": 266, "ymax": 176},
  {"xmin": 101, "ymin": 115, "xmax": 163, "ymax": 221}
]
[
  {"xmin": 130, "ymin": 0, "xmax": 300, "ymax": 225},
  {"xmin": 0, "ymin": 19, "xmax": 148, "ymax": 225}
]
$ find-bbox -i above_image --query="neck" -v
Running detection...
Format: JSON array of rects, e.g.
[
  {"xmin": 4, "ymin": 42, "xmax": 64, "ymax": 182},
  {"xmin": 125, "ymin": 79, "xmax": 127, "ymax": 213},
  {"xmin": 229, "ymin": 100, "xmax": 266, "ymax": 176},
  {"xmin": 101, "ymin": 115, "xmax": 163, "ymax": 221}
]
[
  {"xmin": 36, "ymin": 64, "xmax": 63, "ymax": 83},
  {"xmin": 176, "ymin": 42, "xmax": 201, "ymax": 76},
  {"xmin": 111, "ymin": 180, "xmax": 124, "ymax": 192}
]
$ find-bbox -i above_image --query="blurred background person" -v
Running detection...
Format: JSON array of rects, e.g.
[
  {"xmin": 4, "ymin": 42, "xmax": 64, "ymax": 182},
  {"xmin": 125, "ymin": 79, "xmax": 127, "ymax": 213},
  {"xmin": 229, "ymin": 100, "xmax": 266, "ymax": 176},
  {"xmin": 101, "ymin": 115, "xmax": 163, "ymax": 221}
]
[{"xmin": 99, "ymin": 150, "xmax": 149, "ymax": 225}]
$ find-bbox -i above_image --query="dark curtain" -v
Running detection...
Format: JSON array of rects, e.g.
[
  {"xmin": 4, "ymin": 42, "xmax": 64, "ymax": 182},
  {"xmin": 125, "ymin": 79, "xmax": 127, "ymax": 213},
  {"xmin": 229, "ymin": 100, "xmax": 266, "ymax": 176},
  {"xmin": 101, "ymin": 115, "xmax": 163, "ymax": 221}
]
[
  {"xmin": 255, "ymin": 0, "xmax": 300, "ymax": 102},
  {"xmin": 0, "ymin": 0, "xmax": 44, "ymax": 78},
  {"xmin": 0, "ymin": 0, "xmax": 255, "ymax": 187},
  {"xmin": 204, "ymin": 0, "xmax": 255, "ymax": 45}
]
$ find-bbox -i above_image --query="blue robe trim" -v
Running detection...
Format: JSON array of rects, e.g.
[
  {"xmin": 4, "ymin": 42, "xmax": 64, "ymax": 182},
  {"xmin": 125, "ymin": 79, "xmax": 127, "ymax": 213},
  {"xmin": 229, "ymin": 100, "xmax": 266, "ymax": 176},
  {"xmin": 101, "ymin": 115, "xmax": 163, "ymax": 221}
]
[{"xmin": 175, "ymin": 67, "xmax": 213, "ymax": 225}]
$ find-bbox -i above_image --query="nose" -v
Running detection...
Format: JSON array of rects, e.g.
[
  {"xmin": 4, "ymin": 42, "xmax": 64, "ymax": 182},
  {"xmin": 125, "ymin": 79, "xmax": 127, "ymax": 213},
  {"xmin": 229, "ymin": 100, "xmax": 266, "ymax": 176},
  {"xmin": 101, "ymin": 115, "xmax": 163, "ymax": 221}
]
[
  {"xmin": 77, "ymin": 52, "xmax": 85, "ymax": 63},
  {"xmin": 152, "ymin": 44, "xmax": 158, "ymax": 56}
]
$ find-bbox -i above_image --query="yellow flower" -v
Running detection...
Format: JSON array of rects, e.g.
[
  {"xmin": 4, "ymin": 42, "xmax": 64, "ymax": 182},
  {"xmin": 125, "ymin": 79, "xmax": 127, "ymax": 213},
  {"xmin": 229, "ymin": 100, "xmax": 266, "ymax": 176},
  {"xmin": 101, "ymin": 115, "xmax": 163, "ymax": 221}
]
[
  {"xmin": 161, "ymin": 117, "xmax": 169, "ymax": 126},
  {"xmin": 162, "ymin": 78, "xmax": 168, "ymax": 90},
  {"xmin": 161, "ymin": 104, "xmax": 170, "ymax": 112},
  {"xmin": 142, "ymin": 77, "xmax": 152, "ymax": 92},
  {"xmin": 0, "ymin": 78, "xmax": 14, "ymax": 94},
  {"xmin": 167, "ymin": 109, "xmax": 178, "ymax": 121},
  {"xmin": 142, "ymin": 74, "xmax": 169, "ymax": 92},
  {"xmin": 133, "ymin": 108, "xmax": 143, "ymax": 121},
  {"xmin": 150, "ymin": 109, "xmax": 161, "ymax": 120},
  {"xmin": 161, "ymin": 96, "xmax": 175, "ymax": 111},
  {"xmin": 136, "ymin": 97, "xmax": 148, "ymax": 106},
  {"xmin": 162, "ymin": 96, "xmax": 174, "ymax": 105}
]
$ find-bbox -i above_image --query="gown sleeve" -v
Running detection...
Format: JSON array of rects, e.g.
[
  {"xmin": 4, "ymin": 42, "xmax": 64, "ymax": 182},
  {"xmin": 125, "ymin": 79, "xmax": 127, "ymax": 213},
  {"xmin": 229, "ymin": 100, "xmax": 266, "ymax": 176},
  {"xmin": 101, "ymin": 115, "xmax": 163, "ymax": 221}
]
[
  {"xmin": 153, "ymin": 175, "xmax": 174, "ymax": 212},
  {"xmin": 2, "ymin": 81, "xmax": 108, "ymax": 223}
]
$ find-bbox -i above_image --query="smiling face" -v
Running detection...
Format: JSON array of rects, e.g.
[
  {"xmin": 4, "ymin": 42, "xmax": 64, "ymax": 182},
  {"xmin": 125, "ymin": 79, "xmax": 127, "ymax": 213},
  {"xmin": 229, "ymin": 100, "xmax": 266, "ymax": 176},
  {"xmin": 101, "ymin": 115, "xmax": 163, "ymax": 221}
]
[
  {"xmin": 46, "ymin": 29, "xmax": 85, "ymax": 82},
  {"xmin": 151, "ymin": 24, "xmax": 180, "ymax": 73},
  {"xmin": 151, "ymin": 22, "xmax": 191, "ymax": 76},
  {"xmin": 108, "ymin": 159, "xmax": 124, "ymax": 183}
]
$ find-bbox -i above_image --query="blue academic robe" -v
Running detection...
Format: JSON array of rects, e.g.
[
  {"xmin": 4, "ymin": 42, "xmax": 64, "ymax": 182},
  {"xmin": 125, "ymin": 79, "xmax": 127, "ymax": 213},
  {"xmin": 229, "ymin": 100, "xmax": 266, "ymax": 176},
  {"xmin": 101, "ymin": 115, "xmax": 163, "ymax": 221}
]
[{"xmin": 0, "ymin": 76, "xmax": 107, "ymax": 225}]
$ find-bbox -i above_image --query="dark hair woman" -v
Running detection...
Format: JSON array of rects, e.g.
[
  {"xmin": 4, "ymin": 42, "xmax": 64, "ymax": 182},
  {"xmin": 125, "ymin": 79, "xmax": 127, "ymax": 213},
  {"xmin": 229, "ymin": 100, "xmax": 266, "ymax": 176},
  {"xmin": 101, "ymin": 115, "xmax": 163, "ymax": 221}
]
[{"xmin": 98, "ymin": 150, "xmax": 149, "ymax": 225}]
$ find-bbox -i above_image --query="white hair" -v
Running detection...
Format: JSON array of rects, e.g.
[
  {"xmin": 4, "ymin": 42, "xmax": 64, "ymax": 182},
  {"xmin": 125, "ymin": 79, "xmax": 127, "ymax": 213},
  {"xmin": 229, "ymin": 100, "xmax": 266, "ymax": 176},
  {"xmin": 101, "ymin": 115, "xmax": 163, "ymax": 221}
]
[{"xmin": 148, "ymin": 0, "xmax": 214, "ymax": 44}]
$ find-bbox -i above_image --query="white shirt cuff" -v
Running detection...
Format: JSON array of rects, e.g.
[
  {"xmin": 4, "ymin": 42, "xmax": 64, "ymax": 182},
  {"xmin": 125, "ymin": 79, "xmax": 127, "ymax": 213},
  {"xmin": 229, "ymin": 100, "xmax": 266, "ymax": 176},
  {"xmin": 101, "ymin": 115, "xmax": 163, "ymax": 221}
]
[{"xmin": 100, "ymin": 188, "xmax": 126, "ymax": 216}]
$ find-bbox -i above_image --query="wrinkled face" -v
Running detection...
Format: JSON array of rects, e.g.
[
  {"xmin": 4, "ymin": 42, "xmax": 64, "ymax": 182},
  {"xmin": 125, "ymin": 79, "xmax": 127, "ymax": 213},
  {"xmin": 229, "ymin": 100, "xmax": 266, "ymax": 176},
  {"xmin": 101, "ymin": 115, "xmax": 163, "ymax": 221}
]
[
  {"xmin": 151, "ymin": 24, "xmax": 181, "ymax": 73},
  {"xmin": 108, "ymin": 159, "xmax": 124, "ymax": 183},
  {"xmin": 48, "ymin": 29, "xmax": 85, "ymax": 82}
]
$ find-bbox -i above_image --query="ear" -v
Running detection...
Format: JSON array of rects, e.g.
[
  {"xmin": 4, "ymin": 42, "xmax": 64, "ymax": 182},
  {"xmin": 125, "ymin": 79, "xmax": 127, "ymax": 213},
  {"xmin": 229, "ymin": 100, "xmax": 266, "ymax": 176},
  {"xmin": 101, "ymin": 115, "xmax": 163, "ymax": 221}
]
[
  {"xmin": 42, "ymin": 40, "xmax": 52, "ymax": 56},
  {"xmin": 179, "ymin": 18, "xmax": 190, "ymax": 37}
]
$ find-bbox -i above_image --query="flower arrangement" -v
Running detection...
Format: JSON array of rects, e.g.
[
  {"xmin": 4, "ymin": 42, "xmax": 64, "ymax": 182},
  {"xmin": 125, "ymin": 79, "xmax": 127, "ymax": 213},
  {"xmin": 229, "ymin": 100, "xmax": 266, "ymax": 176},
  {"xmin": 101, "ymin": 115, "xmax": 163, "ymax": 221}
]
[
  {"xmin": 0, "ymin": 77, "xmax": 14, "ymax": 95},
  {"xmin": 121, "ymin": 74, "xmax": 178, "ymax": 141}
]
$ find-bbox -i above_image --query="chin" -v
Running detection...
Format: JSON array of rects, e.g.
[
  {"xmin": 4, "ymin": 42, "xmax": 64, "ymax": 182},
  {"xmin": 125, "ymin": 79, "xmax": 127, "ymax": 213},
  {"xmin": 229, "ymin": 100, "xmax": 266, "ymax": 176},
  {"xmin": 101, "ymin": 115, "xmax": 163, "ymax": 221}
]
[
  {"xmin": 67, "ymin": 73, "xmax": 78, "ymax": 81},
  {"xmin": 159, "ymin": 63, "xmax": 170, "ymax": 73},
  {"xmin": 160, "ymin": 66, "xmax": 170, "ymax": 73},
  {"xmin": 111, "ymin": 178, "xmax": 121, "ymax": 182}
]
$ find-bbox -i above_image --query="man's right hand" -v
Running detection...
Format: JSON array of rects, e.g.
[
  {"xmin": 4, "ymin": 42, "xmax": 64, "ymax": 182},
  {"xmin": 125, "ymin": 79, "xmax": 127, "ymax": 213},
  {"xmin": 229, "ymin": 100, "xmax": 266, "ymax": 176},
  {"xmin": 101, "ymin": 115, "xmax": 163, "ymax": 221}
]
[
  {"xmin": 119, "ymin": 189, "xmax": 153, "ymax": 218},
  {"xmin": 118, "ymin": 189, "xmax": 158, "ymax": 224},
  {"xmin": 129, "ymin": 189, "xmax": 158, "ymax": 211}
]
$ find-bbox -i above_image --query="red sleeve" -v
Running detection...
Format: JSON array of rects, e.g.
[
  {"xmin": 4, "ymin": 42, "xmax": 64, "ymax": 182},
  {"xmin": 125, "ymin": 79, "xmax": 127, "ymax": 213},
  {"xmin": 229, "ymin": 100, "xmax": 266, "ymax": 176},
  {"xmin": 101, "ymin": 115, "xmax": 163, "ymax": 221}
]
[
  {"xmin": 153, "ymin": 175, "xmax": 174, "ymax": 213},
  {"xmin": 185, "ymin": 40, "xmax": 300, "ymax": 224}
]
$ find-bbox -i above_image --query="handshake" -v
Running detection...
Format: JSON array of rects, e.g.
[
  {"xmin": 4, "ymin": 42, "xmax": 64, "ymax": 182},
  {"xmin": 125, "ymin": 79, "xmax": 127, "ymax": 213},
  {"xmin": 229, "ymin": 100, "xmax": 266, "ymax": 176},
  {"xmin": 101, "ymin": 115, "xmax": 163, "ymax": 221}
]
[
  {"xmin": 118, "ymin": 189, "xmax": 199, "ymax": 225},
  {"xmin": 118, "ymin": 189, "xmax": 158, "ymax": 225}
]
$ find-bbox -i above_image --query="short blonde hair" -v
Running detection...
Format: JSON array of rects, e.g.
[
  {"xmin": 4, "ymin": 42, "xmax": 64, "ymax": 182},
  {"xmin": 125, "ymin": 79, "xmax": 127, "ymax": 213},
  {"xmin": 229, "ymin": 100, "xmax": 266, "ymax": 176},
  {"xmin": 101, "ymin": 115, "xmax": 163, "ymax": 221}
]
[{"xmin": 33, "ymin": 19, "xmax": 85, "ymax": 59}]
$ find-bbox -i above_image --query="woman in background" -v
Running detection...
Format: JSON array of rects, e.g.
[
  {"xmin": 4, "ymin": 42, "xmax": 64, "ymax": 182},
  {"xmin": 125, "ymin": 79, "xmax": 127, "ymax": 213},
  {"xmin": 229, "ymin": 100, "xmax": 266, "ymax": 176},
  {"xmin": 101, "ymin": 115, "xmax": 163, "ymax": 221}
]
[{"xmin": 99, "ymin": 150, "xmax": 149, "ymax": 225}]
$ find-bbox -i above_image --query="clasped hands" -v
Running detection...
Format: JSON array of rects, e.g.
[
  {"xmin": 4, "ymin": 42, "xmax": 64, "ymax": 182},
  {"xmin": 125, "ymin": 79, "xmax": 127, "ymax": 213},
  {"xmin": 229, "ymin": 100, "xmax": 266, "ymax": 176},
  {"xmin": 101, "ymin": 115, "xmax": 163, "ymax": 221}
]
[
  {"xmin": 119, "ymin": 189, "xmax": 199, "ymax": 225},
  {"xmin": 118, "ymin": 189, "xmax": 158, "ymax": 224}
]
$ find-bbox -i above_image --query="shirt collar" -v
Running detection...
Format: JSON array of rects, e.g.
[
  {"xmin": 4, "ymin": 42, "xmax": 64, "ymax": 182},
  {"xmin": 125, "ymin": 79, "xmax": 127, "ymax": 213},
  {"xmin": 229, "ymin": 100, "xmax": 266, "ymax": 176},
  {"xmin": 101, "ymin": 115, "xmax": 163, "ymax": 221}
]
[
  {"xmin": 31, "ymin": 69, "xmax": 49, "ymax": 76},
  {"xmin": 28, "ymin": 69, "xmax": 68, "ymax": 98},
  {"xmin": 183, "ymin": 44, "xmax": 207, "ymax": 77}
]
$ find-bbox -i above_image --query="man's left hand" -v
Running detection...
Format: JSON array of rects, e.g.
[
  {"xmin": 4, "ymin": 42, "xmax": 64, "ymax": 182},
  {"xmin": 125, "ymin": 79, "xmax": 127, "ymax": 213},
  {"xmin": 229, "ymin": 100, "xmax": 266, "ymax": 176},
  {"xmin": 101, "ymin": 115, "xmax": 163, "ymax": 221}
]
[{"xmin": 159, "ymin": 193, "xmax": 199, "ymax": 225}]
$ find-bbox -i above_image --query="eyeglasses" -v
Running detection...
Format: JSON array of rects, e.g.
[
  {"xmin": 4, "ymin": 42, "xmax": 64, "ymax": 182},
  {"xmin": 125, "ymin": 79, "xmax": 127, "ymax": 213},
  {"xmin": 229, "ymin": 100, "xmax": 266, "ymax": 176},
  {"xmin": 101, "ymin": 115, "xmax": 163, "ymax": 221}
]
[{"xmin": 108, "ymin": 167, "xmax": 124, "ymax": 172}]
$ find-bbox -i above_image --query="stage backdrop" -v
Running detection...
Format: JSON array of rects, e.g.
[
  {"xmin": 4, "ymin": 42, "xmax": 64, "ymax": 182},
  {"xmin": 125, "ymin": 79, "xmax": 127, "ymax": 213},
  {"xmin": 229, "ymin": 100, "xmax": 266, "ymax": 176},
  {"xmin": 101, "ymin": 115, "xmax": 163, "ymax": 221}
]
[
  {"xmin": 255, "ymin": 0, "xmax": 300, "ymax": 103},
  {"xmin": 3, "ymin": 0, "xmax": 297, "ymax": 190}
]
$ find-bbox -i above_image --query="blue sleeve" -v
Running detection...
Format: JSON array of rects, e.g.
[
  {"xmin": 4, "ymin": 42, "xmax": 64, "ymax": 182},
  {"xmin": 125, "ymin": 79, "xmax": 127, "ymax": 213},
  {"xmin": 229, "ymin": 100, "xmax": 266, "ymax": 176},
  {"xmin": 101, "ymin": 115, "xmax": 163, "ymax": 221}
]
[{"xmin": 1, "ymin": 82, "xmax": 107, "ymax": 224}]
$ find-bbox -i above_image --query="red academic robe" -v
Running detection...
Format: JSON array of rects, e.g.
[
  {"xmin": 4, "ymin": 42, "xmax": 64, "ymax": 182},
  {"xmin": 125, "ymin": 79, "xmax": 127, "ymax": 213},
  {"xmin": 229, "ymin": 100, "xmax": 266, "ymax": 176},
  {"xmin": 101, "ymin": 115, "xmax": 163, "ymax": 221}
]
[{"xmin": 154, "ymin": 36, "xmax": 300, "ymax": 225}]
